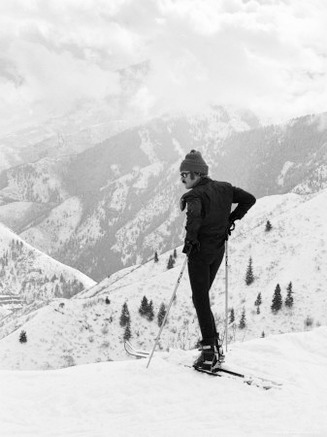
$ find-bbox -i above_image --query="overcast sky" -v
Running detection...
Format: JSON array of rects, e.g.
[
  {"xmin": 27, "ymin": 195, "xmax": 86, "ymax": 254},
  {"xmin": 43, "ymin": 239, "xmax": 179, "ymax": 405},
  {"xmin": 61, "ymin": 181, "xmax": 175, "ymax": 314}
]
[{"xmin": 0, "ymin": 0, "xmax": 326, "ymax": 133}]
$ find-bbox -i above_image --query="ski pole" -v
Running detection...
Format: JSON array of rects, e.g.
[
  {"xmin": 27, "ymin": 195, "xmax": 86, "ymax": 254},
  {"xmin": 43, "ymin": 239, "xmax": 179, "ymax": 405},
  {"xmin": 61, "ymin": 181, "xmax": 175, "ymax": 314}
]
[
  {"xmin": 225, "ymin": 238, "xmax": 229, "ymax": 353},
  {"xmin": 146, "ymin": 255, "xmax": 188, "ymax": 369},
  {"xmin": 224, "ymin": 222, "xmax": 235, "ymax": 353}
]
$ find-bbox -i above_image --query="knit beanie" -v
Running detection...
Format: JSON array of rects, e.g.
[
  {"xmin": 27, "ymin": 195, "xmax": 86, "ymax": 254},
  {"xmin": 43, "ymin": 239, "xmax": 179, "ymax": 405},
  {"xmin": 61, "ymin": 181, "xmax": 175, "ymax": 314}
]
[{"xmin": 180, "ymin": 150, "xmax": 209, "ymax": 175}]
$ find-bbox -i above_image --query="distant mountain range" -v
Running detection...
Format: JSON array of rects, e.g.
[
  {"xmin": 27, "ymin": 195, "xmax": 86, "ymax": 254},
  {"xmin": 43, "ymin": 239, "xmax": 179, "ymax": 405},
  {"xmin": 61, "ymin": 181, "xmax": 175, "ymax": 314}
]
[
  {"xmin": 0, "ymin": 188, "xmax": 326, "ymax": 370},
  {"xmin": 0, "ymin": 61, "xmax": 152, "ymax": 173},
  {"xmin": 0, "ymin": 108, "xmax": 326, "ymax": 281}
]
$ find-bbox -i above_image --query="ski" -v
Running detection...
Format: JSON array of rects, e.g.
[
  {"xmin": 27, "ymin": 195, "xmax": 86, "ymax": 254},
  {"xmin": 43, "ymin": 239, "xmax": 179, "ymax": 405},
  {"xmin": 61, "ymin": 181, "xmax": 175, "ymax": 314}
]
[
  {"xmin": 124, "ymin": 341, "xmax": 282, "ymax": 390},
  {"xmin": 124, "ymin": 340, "xmax": 149, "ymax": 358},
  {"xmin": 192, "ymin": 366, "xmax": 279, "ymax": 390}
]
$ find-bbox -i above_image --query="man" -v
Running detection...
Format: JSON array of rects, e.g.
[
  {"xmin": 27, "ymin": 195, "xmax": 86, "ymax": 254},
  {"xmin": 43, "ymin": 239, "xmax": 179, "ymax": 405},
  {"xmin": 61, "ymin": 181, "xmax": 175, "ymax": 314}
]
[{"xmin": 180, "ymin": 150, "xmax": 256, "ymax": 373}]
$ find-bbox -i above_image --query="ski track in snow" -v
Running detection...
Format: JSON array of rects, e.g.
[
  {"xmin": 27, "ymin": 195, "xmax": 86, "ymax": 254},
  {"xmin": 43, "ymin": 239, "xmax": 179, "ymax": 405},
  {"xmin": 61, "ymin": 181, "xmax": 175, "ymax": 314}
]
[{"xmin": 1, "ymin": 328, "xmax": 327, "ymax": 437}]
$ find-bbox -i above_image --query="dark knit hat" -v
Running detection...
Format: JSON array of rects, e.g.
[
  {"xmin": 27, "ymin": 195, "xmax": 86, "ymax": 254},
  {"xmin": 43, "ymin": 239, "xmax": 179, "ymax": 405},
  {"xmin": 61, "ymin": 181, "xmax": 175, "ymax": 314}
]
[{"xmin": 180, "ymin": 150, "xmax": 209, "ymax": 175}]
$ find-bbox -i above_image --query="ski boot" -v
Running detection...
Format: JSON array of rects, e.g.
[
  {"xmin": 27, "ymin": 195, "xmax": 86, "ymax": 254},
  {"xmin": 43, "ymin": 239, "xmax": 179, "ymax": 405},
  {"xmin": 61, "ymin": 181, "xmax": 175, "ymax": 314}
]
[{"xmin": 193, "ymin": 340, "xmax": 221, "ymax": 374}]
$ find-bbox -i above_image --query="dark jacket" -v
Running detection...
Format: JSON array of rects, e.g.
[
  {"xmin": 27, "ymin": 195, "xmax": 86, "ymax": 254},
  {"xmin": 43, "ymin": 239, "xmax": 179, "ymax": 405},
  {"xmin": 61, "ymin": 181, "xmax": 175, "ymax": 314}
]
[{"xmin": 181, "ymin": 177, "xmax": 256, "ymax": 245}]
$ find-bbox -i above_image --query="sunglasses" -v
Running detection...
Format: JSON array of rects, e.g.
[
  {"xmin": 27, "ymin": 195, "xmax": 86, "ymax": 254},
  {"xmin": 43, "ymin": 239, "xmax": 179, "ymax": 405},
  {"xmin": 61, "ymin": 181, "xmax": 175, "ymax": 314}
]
[{"xmin": 180, "ymin": 171, "xmax": 191, "ymax": 178}]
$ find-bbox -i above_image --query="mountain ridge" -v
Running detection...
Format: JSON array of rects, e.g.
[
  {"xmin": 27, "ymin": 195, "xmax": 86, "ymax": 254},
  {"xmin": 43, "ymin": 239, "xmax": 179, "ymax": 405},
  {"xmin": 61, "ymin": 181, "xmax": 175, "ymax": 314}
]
[
  {"xmin": 0, "ymin": 188, "xmax": 325, "ymax": 369},
  {"xmin": 0, "ymin": 109, "xmax": 326, "ymax": 280},
  {"xmin": 0, "ymin": 222, "xmax": 96, "ymax": 322}
]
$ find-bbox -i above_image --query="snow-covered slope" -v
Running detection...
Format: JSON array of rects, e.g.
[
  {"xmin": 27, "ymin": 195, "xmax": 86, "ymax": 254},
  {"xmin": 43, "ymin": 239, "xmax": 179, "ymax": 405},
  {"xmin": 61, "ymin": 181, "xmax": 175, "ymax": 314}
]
[
  {"xmin": 0, "ymin": 327, "xmax": 327, "ymax": 437},
  {"xmin": 0, "ymin": 222, "xmax": 95, "ymax": 320},
  {"xmin": 0, "ymin": 189, "xmax": 326, "ymax": 370}
]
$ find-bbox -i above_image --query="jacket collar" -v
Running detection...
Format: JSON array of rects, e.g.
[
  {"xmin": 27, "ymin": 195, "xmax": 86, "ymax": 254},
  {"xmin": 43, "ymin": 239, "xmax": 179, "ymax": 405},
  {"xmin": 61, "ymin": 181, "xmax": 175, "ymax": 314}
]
[{"xmin": 193, "ymin": 176, "xmax": 211, "ymax": 188}]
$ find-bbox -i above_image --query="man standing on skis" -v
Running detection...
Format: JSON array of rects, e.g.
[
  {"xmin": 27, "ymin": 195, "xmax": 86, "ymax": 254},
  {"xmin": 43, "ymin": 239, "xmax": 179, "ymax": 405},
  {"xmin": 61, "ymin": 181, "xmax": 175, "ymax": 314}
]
[{"xmin": 180, "ymin": 150, "xmax": 256, "ymax": 373}]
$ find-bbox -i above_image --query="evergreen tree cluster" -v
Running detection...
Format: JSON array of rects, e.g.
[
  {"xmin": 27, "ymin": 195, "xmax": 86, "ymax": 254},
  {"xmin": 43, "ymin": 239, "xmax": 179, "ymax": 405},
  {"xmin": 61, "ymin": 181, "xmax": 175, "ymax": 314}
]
[
  {"xmin": 54, "ymin": 276, "xmax": 85, "ymax": 299},
  {"xmin": 229, "ymin": 307, "xmax": 247, "ymax": 330},
  {"xmin": 1, "ymin": 239, "xmax": 25, "ymax": 269},
  {"xmin": 166, "ymin": 249, "xmax": 178, "ymax": 269},
  {"xmin": 120, "ymin": 298, "xmax": 168, "ymax": 341},
  {"xmin": 19, "ymin": 330, "xmax": 27, "ymax": 343},
  {"xmin": 139, "ymin": 296, "xmax": 154, "ymax": 321},
  {"xmin": 271, "ymin": 282, "xmax": 294, "ymax": 313}
]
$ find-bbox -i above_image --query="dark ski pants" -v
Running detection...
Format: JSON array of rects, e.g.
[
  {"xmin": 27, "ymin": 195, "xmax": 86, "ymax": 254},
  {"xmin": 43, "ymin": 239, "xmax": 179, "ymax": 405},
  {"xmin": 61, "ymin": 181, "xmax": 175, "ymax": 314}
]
[{"xmin": 188, "ymin": 243, "xmax": 225, "ymax": 343}]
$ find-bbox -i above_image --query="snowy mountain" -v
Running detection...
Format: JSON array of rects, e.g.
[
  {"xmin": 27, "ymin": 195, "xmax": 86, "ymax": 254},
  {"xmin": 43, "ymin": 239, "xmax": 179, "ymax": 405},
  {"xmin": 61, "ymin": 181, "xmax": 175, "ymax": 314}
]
[
  {"xmin": 0, "ymin": 106, "xmax": 259, "ymax": 280},
  {"xmin": 0, "ymin": 222, "xmax": 95, "ymax": 322},
  {"xmin": 0, "ymin": 109, "xmax": 326, "ymax": 281},
  {"xmin": 0, "ymin": 188, "xmax": 326, "ymax": 370},
  {"xmin": 0, "ymin": 103, "xmax": 134, "ymax": 174}
]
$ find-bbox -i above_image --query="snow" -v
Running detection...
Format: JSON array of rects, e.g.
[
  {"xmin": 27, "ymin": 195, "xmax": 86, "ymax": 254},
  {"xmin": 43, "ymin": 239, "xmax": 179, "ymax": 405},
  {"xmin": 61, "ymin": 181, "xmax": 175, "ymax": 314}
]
[
  {"xmin": 139, "ymin": 128, "xmax": 159, "ymax": 164},
  {"xmin": 112, "ymin": 189, "xmax": 175, "ymax": 264},
  {"xmin": 133, "ymin": 162, "xmax": 164, "ymax": 190},
  {"xmin": 20, "ymin": 197, "xmax": 83, "ymax": 253},
  {"xmin": 0, "ymin": 222, "xmax": 95, "ymax": 293},
  {"xmin": 277, "ymin": 160, "xmax": 294, "ymax": 186},
  {"xmin": 0, "ymin": 201, "xmax": 34, "ymax": 224},
  {"xmin": 1, "ymin": 327, "xmax": 327, "ymax": 436}
]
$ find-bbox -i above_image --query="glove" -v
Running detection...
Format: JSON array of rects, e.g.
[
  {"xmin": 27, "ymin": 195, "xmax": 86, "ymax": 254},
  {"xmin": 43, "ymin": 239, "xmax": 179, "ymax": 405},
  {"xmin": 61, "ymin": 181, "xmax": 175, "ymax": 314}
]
[
  {"xmin": 225, "ymin": 221, "xmax": 236, "ymax": 240},
  {"xmin": 182, "ymin": 239, "xmax": 200, "ymax": 255}
]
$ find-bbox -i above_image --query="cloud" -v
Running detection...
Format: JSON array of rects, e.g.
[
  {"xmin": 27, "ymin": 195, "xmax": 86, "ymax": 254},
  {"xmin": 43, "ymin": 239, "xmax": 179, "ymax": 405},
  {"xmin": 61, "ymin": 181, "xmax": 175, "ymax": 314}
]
[
  {"xmin": 0, "ymin": 0, "xmax": 326, "ymax": 133},
  {"xmin": 140, "ymin": 0, "xmax": 327, "ymax": 122}
]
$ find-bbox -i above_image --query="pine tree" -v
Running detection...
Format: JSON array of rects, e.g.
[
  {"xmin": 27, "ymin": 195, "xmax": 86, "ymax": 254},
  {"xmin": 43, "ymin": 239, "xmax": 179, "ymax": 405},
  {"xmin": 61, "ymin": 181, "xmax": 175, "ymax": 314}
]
[
  {"xmin": 271, "ymin": 283, "xmax": 282, "ymax": 313},
  {"xmin": 120, "ymin": 302, "xmax": 131, "ymax": 327},
  {"xmin": 146, "ymin": 300, "xmax": 155, "ymax": 322},
  {"xmin": 173, "ymin": 249, "xmax": 177, "ymax": 259},
  {"xmin": 245, "ymin": 257, "xmax": 254, "ymax": 285},
  {"xmin": 229, "ymin": 308, "xmax": 235, "ymax": 324},
  {"xmin": 154, "ymin": 251, "xmax": 159, "ymax": 263},
  {"xmin": 285, "ymin": 282, "xmax": 294, "ymax": 308},
  {"xmin": 157, "ymin": 303, "xmax": 166, "ymax": 327},
  {"xmin": 123, "ymin": 323, "xmax": 132, "ymax": 341},
  {"xmin": 19, "ymin": 330, "xmax": 27, "ymax": 343},
  {"xmin": 105, "ymin": 296, "xmax": 111, "ymax": 305},
  {"xmin": 239, "ymin": 309, "xmax": 246, "ymax": 329},
  {"xmin": 167, "ymin": 255, "xmax": 175, "ymax": 270},
  {"xmin": 255, "ymin": 292, "xmax": 262, "ymax": 307},
  {"xmin": 261, "ymin": 331, "xmax": 265, "ymax": 338},
  {"xmin": 139, "ymin": 296, "xmax": 149, "ymax": 316},
  {"xmin": 265, "ymin": 220, "xmax": 272, "ymax": 232},
  {"xmin": 254, "ymin": 292, "xmax": 262, "ymax": 314}
]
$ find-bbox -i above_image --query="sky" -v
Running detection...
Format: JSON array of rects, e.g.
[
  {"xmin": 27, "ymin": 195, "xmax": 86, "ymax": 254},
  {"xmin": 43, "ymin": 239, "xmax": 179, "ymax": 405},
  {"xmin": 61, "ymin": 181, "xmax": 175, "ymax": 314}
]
[{"xmin": 0, "ymin": 0, "xmax": 327, "ymax": 134}]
